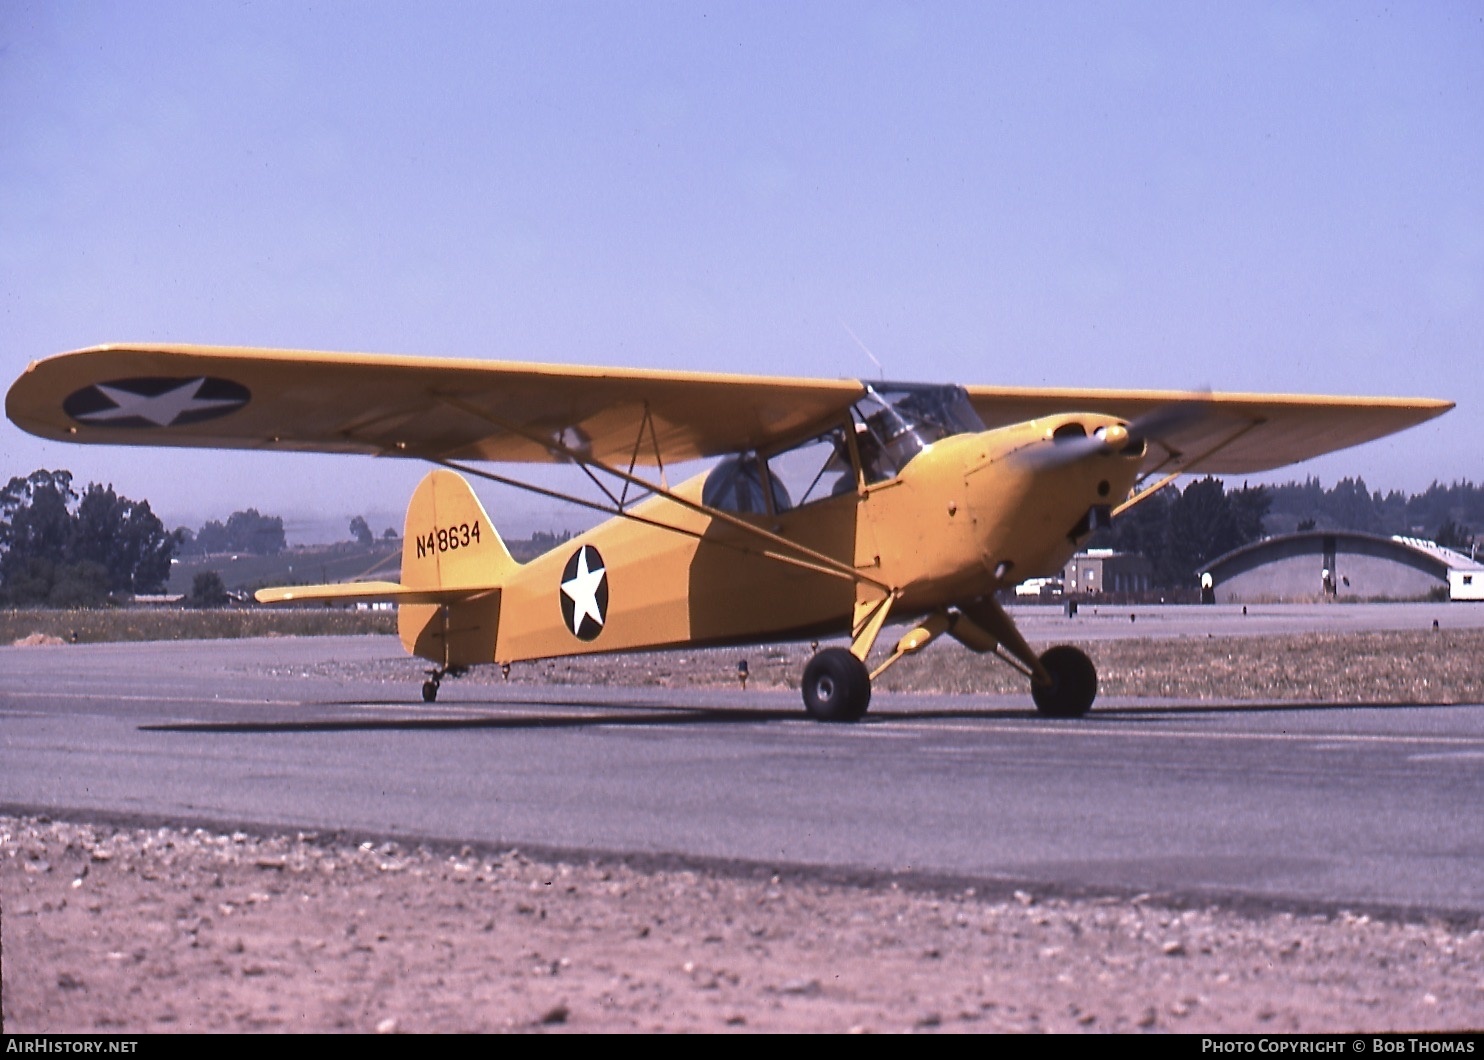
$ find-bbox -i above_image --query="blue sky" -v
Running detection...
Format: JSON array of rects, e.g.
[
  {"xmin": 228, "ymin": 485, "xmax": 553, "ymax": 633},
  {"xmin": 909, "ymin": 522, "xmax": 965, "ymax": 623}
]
[{"xmin": 2, "ymin": 1, "xmax": 1480, "ymax": 541}]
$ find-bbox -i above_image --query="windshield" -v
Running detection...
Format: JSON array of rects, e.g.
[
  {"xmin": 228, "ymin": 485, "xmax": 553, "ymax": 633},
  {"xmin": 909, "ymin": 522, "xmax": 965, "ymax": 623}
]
[
  {"xmin": 853, "ymin": 384, "xmax": 984, "ymax": 478},
  {"xmin": 701, "ymin": 384, "xmax": 985, "ymax": 514}
]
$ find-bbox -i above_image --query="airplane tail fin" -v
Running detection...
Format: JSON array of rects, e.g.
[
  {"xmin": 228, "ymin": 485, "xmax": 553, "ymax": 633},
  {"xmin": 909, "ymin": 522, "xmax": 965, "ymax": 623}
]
[
  {"xmin": 399, "ymin": 467, "xmax": 517, "ymax": 592},
  {"xmin": 256, "ymin": 469, "xmax": 519, "ymax": 668},
  {"xmin": 396, "ymin": 469, "xmax": 517, "ymax": 666}
]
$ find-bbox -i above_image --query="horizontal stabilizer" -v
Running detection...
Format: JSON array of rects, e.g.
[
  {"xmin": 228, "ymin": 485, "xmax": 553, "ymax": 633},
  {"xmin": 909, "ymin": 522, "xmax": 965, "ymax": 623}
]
[{"xmin": 254, "ymin": 581, "xmax": 496, "ymax": 606}]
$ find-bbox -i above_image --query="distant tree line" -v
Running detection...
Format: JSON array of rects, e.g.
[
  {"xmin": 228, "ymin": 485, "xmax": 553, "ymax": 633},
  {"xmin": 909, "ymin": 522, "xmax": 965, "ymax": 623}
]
[
  {"xmin": 1264, "ymin": 477, "xmax": 1480, "ymax": 549},
  {"xmin": 6, "ymin": 465, "xmax": 1477, "ymax": 605},
  {"xmin": 0, "ymin": 470, "xmax": 177, "ymax": 606},
  {"xmin": 176, "ymin": 509, "xmax": 286, "ymax": 556},
  {"xmin": 509, "ymin": 528, "xmax": 573, "ymax": 563},
  {"xmin": 347, "ymin": 515, "xmax": 399, "ymax": 546},
  {"xmin": 1089, "ymin": 476, "xmax": 1480, "ymax": 589},
  {"xmin": 1090, "ymin": 477, "xmax": 1271, "ymax": 589}
]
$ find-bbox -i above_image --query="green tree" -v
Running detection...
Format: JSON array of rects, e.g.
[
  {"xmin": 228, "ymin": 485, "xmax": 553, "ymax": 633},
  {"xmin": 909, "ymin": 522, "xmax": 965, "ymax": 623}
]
[
  {"xmin": 186, "ymin": 571, "xmax": 229, "ymax": 608},
  {"xmin": 1226, "ymin": 483, "xmax": 1272, "ymax": 549},
  {"xmin": 48, "ymin": 560, "xmax": 111, "ymax": 608},
  {"xmin": 1098, "ymin": 486, "xmax": 1170, "ymax": 560},
  {"xmin": 1435, "ymin": 519, "xmax": 1475, "ymax": 552},
  {"xmin": 0, "ymin": 470, "xmax": 76, "ymax": 571},
  {"xmin": 1161, "ymin": 479, "xmax": 1269, "ymax": 587},
  {"xmin": 71, "ymin": 484, "xmax": 177, "ymax": 594},
  {"xmin": 1324, "ymin": 477, "xmax": 1380, "ymax": 534},
  {"xmin": 1095, "ymin": 478, "xmax": 1269, "ymax": 589},
  {"xmin": 0, "ymin": 470, "xmax": 179, "ymax": 604},
  {"xmin": 225, "ymin": 509, "xmax": 285, "ymax": 555},
  {"xmin": 349, "ymin": 515, "xmax": 373, "ymax": 546},
  {"xmin": 1, "ymin": 471, "xmax": 80, "ymax": 604},
  {"xmin": 192, "ymin": 509, "xmax": 286, "ymax": 555}
]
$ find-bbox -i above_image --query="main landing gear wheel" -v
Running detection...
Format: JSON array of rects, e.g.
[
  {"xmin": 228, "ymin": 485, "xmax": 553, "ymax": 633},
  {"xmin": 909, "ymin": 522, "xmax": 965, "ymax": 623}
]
[
  {"xmin": 801, "ymin": 647, "xmax": 872, "ymax": 722},
  {"xmin": 422, "ymin": 678, "xmax": 440, "ymax": 703},
  {"xmin": 1031, "ymin": 645, "xmax": 1098, "ymax": 718}
]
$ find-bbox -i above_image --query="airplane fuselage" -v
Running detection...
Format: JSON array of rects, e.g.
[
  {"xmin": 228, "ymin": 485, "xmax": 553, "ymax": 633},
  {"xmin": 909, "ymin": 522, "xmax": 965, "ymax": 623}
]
[{"xmin": 401, "ymin": 412, "xmax": 1145, "ymax": 669}]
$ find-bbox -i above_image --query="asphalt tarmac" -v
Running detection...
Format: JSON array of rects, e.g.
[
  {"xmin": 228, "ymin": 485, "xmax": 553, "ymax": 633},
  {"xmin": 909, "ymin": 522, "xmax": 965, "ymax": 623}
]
[{"xmin": 3, "ymin": 603, "xmax": 1483, "ymax": 917}]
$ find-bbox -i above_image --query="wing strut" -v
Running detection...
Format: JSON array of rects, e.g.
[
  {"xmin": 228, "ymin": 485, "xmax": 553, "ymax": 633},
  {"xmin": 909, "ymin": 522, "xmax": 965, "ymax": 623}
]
[
  {"xmin": 582, "ymin": 402, "xmax": 666, "ymax": 511},
  {"xmin": 409, "ymin": 450, "xmax": 895, "ymax": 603},
  {"xmin": 423, "ymin": 394, "xmax": 893, "ymax": 593},
  {"xmin": 849, "ymin": 591, "xmax": 899, "ymax": 662},
  {"xmin": 1116, "ymin": 418, "xmax": 1267, "ymax": 517}
]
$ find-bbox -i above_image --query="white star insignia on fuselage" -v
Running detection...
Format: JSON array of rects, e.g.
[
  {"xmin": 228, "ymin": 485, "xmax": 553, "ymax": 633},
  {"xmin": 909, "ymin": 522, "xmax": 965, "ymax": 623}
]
[
  {"xmin": 75, "ymin": 378, "xmax": 243, "ymax": 427},
  {"xmin": 560, "ymin": 547, "xmax": 606, "ymax": 635}
]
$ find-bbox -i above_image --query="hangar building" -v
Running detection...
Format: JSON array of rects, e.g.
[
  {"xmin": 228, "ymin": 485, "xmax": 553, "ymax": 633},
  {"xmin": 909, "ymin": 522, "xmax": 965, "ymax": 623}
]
[{"xmin": 1202, "ymin": 531, "xmax": 1482, "ymax": 603}]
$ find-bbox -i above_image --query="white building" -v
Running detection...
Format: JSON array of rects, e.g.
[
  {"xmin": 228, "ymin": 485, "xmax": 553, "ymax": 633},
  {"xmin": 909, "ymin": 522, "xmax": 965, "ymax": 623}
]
[
  {"xmin": 1451, "ymin": 568, "xmax": 1483, "ymax": 601},
  {"xmin": 1395, "ymin": 537, "xmax": 1483, "ymax": 602}
]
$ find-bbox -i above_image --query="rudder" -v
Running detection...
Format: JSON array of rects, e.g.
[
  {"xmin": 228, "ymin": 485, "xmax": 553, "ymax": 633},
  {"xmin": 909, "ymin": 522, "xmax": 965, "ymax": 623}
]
[
  {"xmin": 398, "ymin": 469, "xmax": 518, "ymax": 667},
  {"xmin": 400, "ymin": 468, "xmax": 516, "ymax": 590}
]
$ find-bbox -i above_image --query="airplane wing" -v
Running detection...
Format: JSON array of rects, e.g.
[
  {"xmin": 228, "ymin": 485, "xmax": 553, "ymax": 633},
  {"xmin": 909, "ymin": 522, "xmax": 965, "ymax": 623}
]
[
  {"xmin": 6, "ymin": 344, "xmax": 865, "ymax": 466},
  {"xmin": 8, "ymin": 345, "xmax": 1450, "ymax": 476},
  {"xmin": 965, "ymin": 386, "xmax": 1453, "ymax": 475}
]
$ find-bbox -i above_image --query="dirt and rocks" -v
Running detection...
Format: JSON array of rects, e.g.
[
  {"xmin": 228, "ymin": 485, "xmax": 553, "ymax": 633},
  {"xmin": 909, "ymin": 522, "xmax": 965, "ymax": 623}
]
[
  {"xmin": 4, "ymin": 816, "xmax": 1483, "ymax": 1035},
  {"xmin": 4, "ymin": 629, "xmax": 1484, "ymax": 1034}
]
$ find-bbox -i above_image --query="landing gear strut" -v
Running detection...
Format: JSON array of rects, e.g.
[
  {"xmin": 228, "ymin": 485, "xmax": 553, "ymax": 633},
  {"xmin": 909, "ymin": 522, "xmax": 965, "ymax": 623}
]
[
  {"xmin": 421, "ymin": 665, "xmax": 467, "ymax": 703},
  {"xmin": 795, "ymin": 594, "xmax": 1102, "ymax": 723}
]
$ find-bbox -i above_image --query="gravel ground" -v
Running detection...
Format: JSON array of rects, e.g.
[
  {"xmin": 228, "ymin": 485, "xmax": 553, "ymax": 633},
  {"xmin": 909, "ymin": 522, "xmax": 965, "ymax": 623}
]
[
  {"xmin": 5, "ymin": 817, "xmax": 1483, "ymax": 1034},
  {"xmin": 5, "ymin": 630, "xmax": 1484, "ymax": 1034}
]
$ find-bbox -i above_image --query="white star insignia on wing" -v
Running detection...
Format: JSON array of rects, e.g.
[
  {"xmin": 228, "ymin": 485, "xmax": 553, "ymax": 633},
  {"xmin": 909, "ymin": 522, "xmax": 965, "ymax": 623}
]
[
  {"xmin": 560, "ymin": 548, "xmax": 606, "ymax": 635},
  {"xmin": 75, "ymin": 378, "xmax": 242, "ymax": 427}
]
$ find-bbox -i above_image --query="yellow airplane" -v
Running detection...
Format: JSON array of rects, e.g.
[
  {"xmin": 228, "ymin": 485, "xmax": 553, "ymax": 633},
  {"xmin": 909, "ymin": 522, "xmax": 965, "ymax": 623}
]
[{"xmin": 7, "ymin": 344, "xmax": 1452, "ymax": 720}]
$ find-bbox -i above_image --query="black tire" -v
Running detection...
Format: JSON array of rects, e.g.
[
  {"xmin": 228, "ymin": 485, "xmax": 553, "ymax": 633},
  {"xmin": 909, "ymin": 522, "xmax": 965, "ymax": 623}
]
[
  {"xmin": 1031, "ymin": 645, "xmax": 1097, "ymax": 718},
  {"xmin": 422, "ymin": 680, "xmax": 439, "ymax": 703},
  {"xmin": 801, "ymin": 648, "xmax": 872, "ymax": 722}
]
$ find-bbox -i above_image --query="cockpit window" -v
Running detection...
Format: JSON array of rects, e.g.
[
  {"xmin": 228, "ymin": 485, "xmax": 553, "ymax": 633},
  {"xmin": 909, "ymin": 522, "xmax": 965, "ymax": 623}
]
[
  {"xmin": 701, "ymin": 454, "xmax": 790, "ymax": 515},
  {"xmin": 702, "ymin": 384, "xmax": 984, "ymax": 515},
  {"xmin": 853, "ymin": 384, "xmax": 984, "ymax": 475},
  {"xmin": 766, "ymin": 426, "xmax": 854, "ymax": 507}
]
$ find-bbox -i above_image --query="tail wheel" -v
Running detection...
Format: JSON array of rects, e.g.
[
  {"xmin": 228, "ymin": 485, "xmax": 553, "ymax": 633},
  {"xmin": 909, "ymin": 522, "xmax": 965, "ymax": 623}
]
[
  {"xmin": 1031, "ymin": 645, "xmax": 1097, "ymax": 718},
  {"xmin": 422, "ymin": 678, "xmax": 440, "ymax": 703},
  {"xmin": 802, "ymin": 648, "xmax": 872, "ymax": 722}
]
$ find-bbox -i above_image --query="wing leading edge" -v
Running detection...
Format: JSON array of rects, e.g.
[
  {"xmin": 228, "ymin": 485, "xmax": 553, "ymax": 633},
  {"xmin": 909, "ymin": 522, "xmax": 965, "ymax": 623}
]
[{"xmin": 6, "ymin": 344, "xmax": 1451, "ymax": 475}]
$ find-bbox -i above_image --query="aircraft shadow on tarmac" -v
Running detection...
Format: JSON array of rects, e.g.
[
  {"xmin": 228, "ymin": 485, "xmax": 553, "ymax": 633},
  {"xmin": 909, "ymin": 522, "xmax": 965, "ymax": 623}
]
[
  {"xmin": 137, "ymin": 697, "xmax": 1464, "ymax": 735},
  {"xmin": 141, "ymin": 700, "xmax": 801, "ymax": 734}
]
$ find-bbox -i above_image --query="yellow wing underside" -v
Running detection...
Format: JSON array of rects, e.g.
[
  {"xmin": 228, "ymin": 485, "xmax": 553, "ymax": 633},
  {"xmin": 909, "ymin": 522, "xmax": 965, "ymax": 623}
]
[
  {"xmin": 7, "ymin": 344, "xmax": 864, "ymax": 466},
  {"xmin": 7, "ymin": 344, "xmax": 1452, "ymax": 476},
  {"xmin": 966, "ymin": 386, "xmax": 1453, "ymax": 475}
]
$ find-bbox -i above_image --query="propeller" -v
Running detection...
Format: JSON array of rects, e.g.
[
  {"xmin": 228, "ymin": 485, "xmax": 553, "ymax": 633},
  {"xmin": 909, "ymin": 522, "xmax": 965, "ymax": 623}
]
[
  {"xmin": 1013, "ymin": 399, "xmax": 1208, "ymax": 471},
  {"xmin": 1124, "ymin": 399, "xmax": 1208, "ymax": 447}
]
